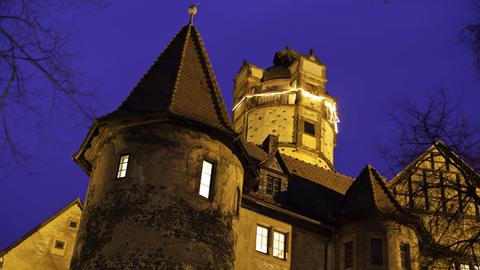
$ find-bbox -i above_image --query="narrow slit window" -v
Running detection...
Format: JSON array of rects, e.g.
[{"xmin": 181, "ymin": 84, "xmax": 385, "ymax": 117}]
[
  {"xmin": 255, "ymin": 225, "xmax": 269, "ymax": 254},
  {"xmin": 116, "ymin": 154, "xmax": 130, "ymax": 179},
  {"xmin": 273, "ymin": 231, "xmax": 287, "ymax": 259},
  {"xmin": 199, "ymin": 160, "xmax": 214, "ymax": 199},
  {"xmin": 345, "ymin": 240, "xmax": 353, "ymax": 268},
  {"xmin": 400, "ymin": 243, "xmax": 411, "ymax": 270},
  {"xmin": 370, "ymin": 238, "xmax": 383, "ymax": 265},
  {"xmin": 304, "ymin": 121, "xmax": 315, "ymax": 136}
]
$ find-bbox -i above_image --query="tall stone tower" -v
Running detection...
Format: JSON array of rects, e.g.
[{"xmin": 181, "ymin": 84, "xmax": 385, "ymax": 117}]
[
  {"xmin": 232, "ymin": 49, "xmax": 339, "ymax": 170},
  {"xmin": 71, "ymin": 9, "xmax": 254, "ymax": 269}
]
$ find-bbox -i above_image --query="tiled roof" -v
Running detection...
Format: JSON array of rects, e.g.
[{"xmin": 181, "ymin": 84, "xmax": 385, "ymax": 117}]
[
  {"xmin": 241, "ymin": 141, "xmax": 268, "ymax": 162},
  {"xmin": 280, "ymin": 155, "xmax": 353, "ymax": 195},
  {"xmin": 241, "ymin": 141, "xmax": 353, "ymax": 194},
  {"xmin": 99, "ymin": 23, "xmax": 234, "ymax": 134},
  {"xmin": 338, "ymin": 165, "xmax": 396, "ymax": 216}
]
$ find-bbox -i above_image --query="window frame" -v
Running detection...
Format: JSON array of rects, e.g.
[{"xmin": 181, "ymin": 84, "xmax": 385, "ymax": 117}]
[
  {"xmin": 303, "ymin": 120, "xmax": 316, "ymax": 136},
  {"xmin": 255, "ymin": 224, "xmax": 269, "ymax": 254},
  {"xmin": 370, "ymin": 237, "xmax": 383, "ymax": 265},
  {"xmin": 272, "ymin": 230, "xmax": 288, "ymax": 260},
  {"xmin": 400, "ymin": 243, "xmax": 411, "ymax": 270},
  {"xmin": 116, "ymin": 154, "xmax": 130, "ymax": 179},
  {"xmin": 266, "ymin": 175, "xmax": 281, "ymax": 197},
  {"xmin": 344, "ymin": 240, "xmax": 353, "ymax": 268},
  {"xmin": 198, "ymin": 159, "xmax": 216, "ymax": 200}
]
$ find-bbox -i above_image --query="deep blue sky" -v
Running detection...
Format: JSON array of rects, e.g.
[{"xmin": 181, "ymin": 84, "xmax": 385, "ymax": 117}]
[{"xmin": 1, "ymin": 0, "xmax": 479, "ymax": 249}]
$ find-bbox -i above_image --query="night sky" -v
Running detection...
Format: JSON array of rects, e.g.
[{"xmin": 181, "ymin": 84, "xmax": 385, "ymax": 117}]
[{"xmin": 1, "ymin": 1, "xmax": 479, "ymax": 249}]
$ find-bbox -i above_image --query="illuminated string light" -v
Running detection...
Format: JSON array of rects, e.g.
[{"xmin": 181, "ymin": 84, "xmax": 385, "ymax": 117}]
[{"xmin": 232, "ymin": 88, "xmax": 340, "ymax": 133}]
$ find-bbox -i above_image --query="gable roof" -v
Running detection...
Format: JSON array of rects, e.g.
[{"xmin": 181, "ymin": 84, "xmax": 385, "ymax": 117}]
[
  {"xmin": 388, "ymin": 141, "xmax": 480, "ymax": 187},
  {"xmin": 0, "ymin": 198, "xmax": 83, "ymax": 256},
  {"xmin": 338, "ymin": 165, "xmax": 396, "ymax": 217},
  {"xmin": 99, "ymin": 23, "xmax": 234, "ymax": 135}
]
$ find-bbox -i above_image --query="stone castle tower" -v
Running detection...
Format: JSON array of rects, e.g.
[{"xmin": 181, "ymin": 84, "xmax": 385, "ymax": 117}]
[
  {"xmin": 70, "ymin": 11, "xmax": 256, "ymax": 269},
  {"xmin": 232, "ymin": 49, "xmax": 339, "ymax": 170}
]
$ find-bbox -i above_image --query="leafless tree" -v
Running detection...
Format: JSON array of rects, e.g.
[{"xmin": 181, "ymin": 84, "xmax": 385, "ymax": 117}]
[
  {"xmin": 380, "ymin": 89, "xmax": 480, "ymax": 268},
  {"xmin": 0, "ymin": 1, "xmax": 98, "ymax": 170},
  {"xmin": 461, "ymin": 0, "xmax": 480, "ymax": 75}
]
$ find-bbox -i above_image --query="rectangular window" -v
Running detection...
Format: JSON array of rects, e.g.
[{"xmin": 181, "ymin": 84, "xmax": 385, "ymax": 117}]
[
  {"xmin": 459, "ymin": 264, "xmax": 470, "ymax": 270},
  {"xmin": 345, "ymin": 240, "xmax": 353, "ymax": 268},
  {"xmin": 273, "ymin": 231, "xmax": 287, "ymax": 259},
  {"xmin": 400, "ymin": 243, "xmax": 411, "ymax": 270},
  {"xmin": 256, "ymin": 225, "xmax": 269, "ymax": 254},
  {"xmin": 266, "ymin": 176, "xmax": 281, "ymax": 196},
  {"xmin": 370, "ymin": 238, "xmax": 383, "ymax": 265},
  {"xmin": 235, "ymin": 187, "xmax": 241, "ymax": 215},
  {"xmin": 199, "ymin": 160, "xmax": 214, "ymax": 199},
  {"xmin": 116, "ymin": 154, "xmax": 130, "ymax": 178},
  {"xmin": 68, "ymin": 220, "xmax": 78, "ymax": 229},
  {"xmin": 304, "ymin": 121, "xmax": 315, "ymax": 136},
  {"xmin": 54, "ymin": 240, "xmax": 65, "ymax": 250}
]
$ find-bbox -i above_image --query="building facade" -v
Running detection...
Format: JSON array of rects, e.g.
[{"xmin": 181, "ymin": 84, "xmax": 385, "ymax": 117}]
[{"xmin": 1, "ymin": 11, "xmax": 479, "ymax": 270}]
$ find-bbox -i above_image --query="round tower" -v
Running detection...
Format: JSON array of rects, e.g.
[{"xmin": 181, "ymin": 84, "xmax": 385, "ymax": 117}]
[
  {"xmin": 232, "ymin": 49, "xmax": 339, "ymax": 170},
  {"xmin": 71, "ymin": 14, "xmax": 251, "ymax": 269}
]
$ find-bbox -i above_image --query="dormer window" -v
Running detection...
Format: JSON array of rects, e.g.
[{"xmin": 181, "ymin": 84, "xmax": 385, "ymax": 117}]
[
  {"xmin": 266, "ymin": 176, "xmax": 281, "ymax": 197},
  {"xmin": 116, "ymin": 154, "xmax": 130, "ymax": 179},
  {"xmin": 199, "ymin": 160, "xmax": 215, "ymax": 199},
  {"xmin": 304, "ymin": 121, "xmax": 315, "ymax": 136}
]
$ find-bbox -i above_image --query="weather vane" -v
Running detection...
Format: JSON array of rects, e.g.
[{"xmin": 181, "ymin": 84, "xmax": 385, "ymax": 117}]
[{"xmin": 188, "ymin": 4, "xmax": 198, "ymax": 25}]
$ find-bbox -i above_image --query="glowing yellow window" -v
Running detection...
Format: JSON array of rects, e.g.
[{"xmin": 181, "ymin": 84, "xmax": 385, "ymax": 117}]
[
  {"xmin": 116, "ymin": 154, "xmax": 129, "ymax": 179},
  {"xmin": 273, "ymin": 231, "xmax": 287, "ymax": 259},
  {"xmin": 199, "ymin": 160, "xmax": 214, "ymax": 199},
  {"xmin": 255, "ymin": 225, "xmax": 269, "ymax": 254}
]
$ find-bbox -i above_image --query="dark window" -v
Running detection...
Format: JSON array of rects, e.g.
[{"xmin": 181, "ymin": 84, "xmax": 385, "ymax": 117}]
[
  {"xmin": 68, "ymin": 220, "xmax": 78, "ymax": 229},
  {"xmin": 371, "ymin": 238, "xmax": 383, "ymax": 265},
  {"xmin": 54, "ymin": 240, "xmax": 65, "ymax": 250},
  {"xmin": 266, "ymin": 176, "xmax": 281, "ymax": 197},
  {"xmin": 345, "ymin": 240, "xmax": 353, "ymax": 268},
  {"xmin": 400, "ymin": 243, "xmax": 411, "ymax": 270},
  {"xmin": 304, "ymin": 121, "xmax": 315, "ymax": 136},
  {"xmin": 235, "ymin": 187, "xmax": 241, "ymax": 215}
]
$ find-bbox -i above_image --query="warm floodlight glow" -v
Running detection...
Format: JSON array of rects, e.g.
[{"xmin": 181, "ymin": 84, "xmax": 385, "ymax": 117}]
[{"xmin": 232, "ymin": 88, "xmax": 340, "ymax": 133}]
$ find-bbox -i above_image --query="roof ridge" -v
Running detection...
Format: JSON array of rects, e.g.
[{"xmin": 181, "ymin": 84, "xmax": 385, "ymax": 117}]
[
  {"xmin": 0, "ymin": 198, "xmax": 82, "ymax": 256},
  {"xmin": 188, "ymin": 26, "xmax": 233, "ymax": 132},
  {"xmin": 168, "ymin": 24, "xmax": 192, "ymax": 112}
]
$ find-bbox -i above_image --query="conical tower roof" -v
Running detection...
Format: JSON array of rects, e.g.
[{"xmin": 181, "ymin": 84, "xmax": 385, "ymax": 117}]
[
  {"xmin": 338, "ymin": 165, "xmax": 397, "ymax": 217},
  {"xmin": 99, "ymin": 21, "xmax": 234, "ymax": 135}
]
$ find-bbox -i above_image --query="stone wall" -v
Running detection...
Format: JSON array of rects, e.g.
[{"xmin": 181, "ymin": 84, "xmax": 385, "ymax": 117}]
[{"xmin": 71, "ymin": 122, "xmax": 244, "ymax": 269}]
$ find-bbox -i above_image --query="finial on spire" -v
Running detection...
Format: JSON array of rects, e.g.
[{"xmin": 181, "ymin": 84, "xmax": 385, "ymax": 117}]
[{"xmin": 188, "ymin": 4, "xmax": 198, "ymax": 25}]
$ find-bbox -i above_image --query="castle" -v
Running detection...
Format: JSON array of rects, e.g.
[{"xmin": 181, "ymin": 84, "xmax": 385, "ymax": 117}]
[{"xmin": 1, "ymin": 8, "xmax": 479, "ymax": 270}]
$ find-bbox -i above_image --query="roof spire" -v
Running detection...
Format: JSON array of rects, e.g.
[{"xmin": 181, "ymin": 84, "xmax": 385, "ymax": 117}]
[{"xmin": 188, "ymin": 4, "xmax": 198, "ymax": 25}]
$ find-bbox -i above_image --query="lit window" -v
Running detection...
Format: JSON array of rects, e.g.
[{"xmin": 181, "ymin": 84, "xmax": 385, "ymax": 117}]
[
  {"xmin": 256, "ymin": 225, "xmax": 269, "ymax": 254},
  {"xmin": 345, "ymin": 240, "xmax": 353, "ymax": 268},
  {"xmin": 273, "ymin": 231, "xmax": 287, "ymax": 259},
  {"xmin": 116, "ymin": 154, "xmax": 129, "ymax": 178},
  {"xmin": 54, "ymin": 240, "xmax": 65, "ymax": 250},
  {"xmin": 460, "ymin": 264, "xmax": 470, "ymax": 270},
  {"xmin": 370, "ymin": 238, "xmax": 383, "ymax": 265},
  {"xmin": 199, "ymin": 160, "xmax": 214, "ymax": 199},
  {"xmin": 400, "ymin": 243, "xmax": 411, "ymax": 270},
  {"xmin": 304, "ymin": 121, "xmax": 315, "ymax": 136},
  {"xmin": 473, "ymin": 265, "xmax": 480, "ymax": 270},
  {"xmin": 266, "ymin": 176, "xmax": 281, "ymax": 197}
]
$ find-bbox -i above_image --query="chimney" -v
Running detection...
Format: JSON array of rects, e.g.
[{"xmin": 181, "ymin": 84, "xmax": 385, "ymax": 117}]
[{"xmin": 262, "ymin": 134, "xmax": 279, "ymax": 154}]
